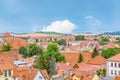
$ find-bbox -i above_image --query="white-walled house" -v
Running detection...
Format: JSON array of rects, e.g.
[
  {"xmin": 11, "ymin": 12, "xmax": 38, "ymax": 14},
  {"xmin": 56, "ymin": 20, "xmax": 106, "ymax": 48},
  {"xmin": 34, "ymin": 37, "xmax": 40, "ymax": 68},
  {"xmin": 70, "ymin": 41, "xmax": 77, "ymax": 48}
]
[{"xmin": 107, "ymin": 53, "xmax": 120, "ymax": 77}]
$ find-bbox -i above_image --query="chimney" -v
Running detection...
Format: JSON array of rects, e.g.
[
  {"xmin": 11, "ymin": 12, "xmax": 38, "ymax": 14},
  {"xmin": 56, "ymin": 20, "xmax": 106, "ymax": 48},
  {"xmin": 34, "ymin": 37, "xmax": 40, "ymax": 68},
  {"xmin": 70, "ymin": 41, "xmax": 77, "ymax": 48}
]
[{"xmin": 29, "ymin": 67, "xmax": 33, "ymax": 73}]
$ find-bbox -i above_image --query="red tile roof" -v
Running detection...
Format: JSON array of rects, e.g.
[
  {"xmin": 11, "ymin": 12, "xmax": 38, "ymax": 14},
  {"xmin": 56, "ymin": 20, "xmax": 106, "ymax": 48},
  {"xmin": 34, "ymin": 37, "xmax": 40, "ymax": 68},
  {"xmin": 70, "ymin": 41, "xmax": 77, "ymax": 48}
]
[
  {"xmin": 2, "ymin": 32, "xmax": 12, "ymax": 37},
  {"xmin": 0, "ymin": 51, "xmax": 20, "ymax": 71},
  {"xmin": 87, "ymin": 55, "xmax": 106, "ymax": 65},
  {"xmin": 107, "ymin": 53, "xmax": 120, "ymax": 61},
  {"xmin": 13, "ymin": 66, "xmax": 38, "ymax": 80},
  {"xmin": 41, "ymin": 70, "xmax": 49, "ymax": 79},
  {"xmin": 62, "ymin": 51, "xmax": 92, "ymax": 64},
  {"xmin": 77, "ymin": 62, "xmax": 97, "ymax": 72},
  {"xmin": 115, "ymin": 76, "xmax": 120, "ymax": 80},
  {"xmin": 7, "ymin": 39, "xmax": 28, "ymax": 49}
]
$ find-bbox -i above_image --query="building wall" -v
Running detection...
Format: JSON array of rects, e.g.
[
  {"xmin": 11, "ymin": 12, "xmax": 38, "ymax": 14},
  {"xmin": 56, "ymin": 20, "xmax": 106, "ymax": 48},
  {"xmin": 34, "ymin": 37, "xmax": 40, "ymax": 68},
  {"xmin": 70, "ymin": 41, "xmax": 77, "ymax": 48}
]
[
  {"xmin": 0, "ymin": 70, "xmax": 18, "ymax": 80},
  {"xmin": 34, "ymin": 71, "xmax": 46, "ymax": 80},
  {"xmin": 92, "ymin": 74, "xmax": 99, "ymax": 80},
  {"xmin": 107, "ymin": 60, "xmax": 120, "ymax": 77}
]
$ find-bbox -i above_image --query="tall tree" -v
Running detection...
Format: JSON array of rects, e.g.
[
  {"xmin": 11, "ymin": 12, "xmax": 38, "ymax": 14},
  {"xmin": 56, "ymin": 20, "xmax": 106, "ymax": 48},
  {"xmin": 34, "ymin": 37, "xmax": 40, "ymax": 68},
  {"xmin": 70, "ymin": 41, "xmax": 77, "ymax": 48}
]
[
  {"xmin": 45, "ymin": 43, "xmax": 66, "ymax": 62},
  {"xmin": 34, "ymin": 43, "xmax": 66, "ymax": 75},
  {"xmin": 78, "ymin": 54, "xmax": 83, "ymax": 63},
  {"xmin": 2, "ymin": 43, "xmax": 12, "ymax": 51},
  {"xmin": 28, "ymin": 43, "xmax": 43, "ymax": 57},
  {"xmin": 92, "ymin": 47, "xmax": 99, "ymax": 58},
  {"xmin": 19, "ymin": 46, "xmax": 28, "ymax": 58},
  {"xmin": 49, "ymin": 56, "xmax": 57, "ymax": 78}
]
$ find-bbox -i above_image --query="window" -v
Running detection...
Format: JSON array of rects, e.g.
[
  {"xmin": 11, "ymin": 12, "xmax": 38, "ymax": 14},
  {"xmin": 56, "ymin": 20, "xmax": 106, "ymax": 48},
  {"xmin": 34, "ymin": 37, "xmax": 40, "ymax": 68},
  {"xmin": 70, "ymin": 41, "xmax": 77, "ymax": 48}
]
[
  {"xmin": 119, "ymin": 71, "xmax": 120, "ymax": 75},
  {"xmin": 115, "ymin": 70, "xmax": 117, "ymax": 75},
  {"xmin": 111, "ymin": 63, "xmax": 113, "ymax": 67},
  {"xmin": 115, "ymin": 63, "xmax": 117, "ymax": 67},
  {"xmin": 111, "ymin": 70, "xmax": 113, "ymax": 75},
  {"xmin": 4, "ymin": 71, "xmax": 7, "ymax": 77},
  {"xmin": 119, "ymin": 63, "xmax": 120, "ymax": 67},
  {"xmin": 14, "ymin": 77, "xmax": 16, "ymax": 80},
  {"xmin": 8, "ymin": 70, "xmax": 11, "ymax": 76}
]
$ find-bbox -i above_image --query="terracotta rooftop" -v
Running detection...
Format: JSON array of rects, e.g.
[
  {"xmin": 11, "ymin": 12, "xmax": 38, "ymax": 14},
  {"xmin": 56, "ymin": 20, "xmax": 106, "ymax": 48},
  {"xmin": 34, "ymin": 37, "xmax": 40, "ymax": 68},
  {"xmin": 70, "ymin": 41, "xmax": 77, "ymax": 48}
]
[
  {"xmin": 107, "ymin": 53, "xmax": 120, "ymax": 62},
  {"xmin": 77, "ymin": 62, "xmax": 97, "ymax": 72},
  {"xmin": 13, "ymin": 66, "xmax": 38, "ymax": 80},
  {"xmin": 7, "ymin": 39, "xmax": 28, "ymax": 49},
  {"xmin": 0, "ymin": 51, "xmax": 22, "ymax": 71},
  {"xmin": 87, "ymin": 55, "xmax": 106, "ymax": 65},
  {"xmin": 2, "ymin": 32, "xmax": 12, "ymax": 37},
  {"xmin": 41, "ymin": 70, "xmax": 49, "ymax": 79},
  {"xmin": 115, "ymin": 76, "xmax": 120, "ymax": 80},
  {"xmin": 62, "ymin": 51, "xmax": 92, "ymax": 64}
]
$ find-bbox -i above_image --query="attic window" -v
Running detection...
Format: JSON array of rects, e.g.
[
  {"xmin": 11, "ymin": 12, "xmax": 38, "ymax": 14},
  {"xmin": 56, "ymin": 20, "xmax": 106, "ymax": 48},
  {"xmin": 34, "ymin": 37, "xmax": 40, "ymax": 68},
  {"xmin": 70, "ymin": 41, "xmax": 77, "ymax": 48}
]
[{"xmin": 39, "ymin": 76, "xmax": 42, "ymax": 79}]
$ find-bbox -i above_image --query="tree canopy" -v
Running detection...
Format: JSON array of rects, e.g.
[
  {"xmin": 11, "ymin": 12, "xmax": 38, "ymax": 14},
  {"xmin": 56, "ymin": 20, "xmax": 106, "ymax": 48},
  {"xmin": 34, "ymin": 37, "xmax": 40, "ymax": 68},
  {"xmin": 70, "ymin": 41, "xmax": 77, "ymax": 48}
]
[
  {"xmin": 34, "ymin": 43, "xmax": 66, "ymax": 75},
  {"xmin": 75, "ymin": 35, "xmax": 85, "ymax": 41},
  {"xmin": 28, "ymin": 43, "xmax": 43, "ymax": 57},
  {"xmin": 78, "ymin": 54, "xmax": 83, "ymax": 63},
  {"xmin": 18, "ymin": 43, "xmax": 43, "ymax": 58},
  {"xmin": 92, "ymin": 47, "xmax": 99, "ymax": 58},
  {"xmin": 19, "ymin": 46, "xmax": 28, "ymax": 58},
  {"xmin": 2, "ymin": 43, "xmax": 12, "ymax": 51},
  {"xmin": 99, "ymin": 36, "xmax": 109, "ymax": 45},
  {"xmin": 101, "ymin": 47, "xmax": 120, "ymax": 59}
]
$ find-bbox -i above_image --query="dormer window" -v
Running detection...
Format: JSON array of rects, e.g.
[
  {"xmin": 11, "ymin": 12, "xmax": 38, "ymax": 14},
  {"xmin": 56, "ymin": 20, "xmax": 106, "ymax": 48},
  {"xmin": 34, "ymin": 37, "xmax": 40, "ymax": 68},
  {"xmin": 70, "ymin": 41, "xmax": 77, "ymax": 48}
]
[{"xmin": 9, "ymin": 70, "xmax": 11, "ymax": 76}]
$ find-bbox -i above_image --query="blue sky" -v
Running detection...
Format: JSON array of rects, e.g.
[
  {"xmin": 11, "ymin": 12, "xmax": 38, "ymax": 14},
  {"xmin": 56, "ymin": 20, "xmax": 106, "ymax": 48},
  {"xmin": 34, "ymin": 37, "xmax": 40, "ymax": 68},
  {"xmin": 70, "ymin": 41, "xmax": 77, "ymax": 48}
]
[{"xmin": 0, "ymin": 0, "xmax": 120, "ymax": 33}]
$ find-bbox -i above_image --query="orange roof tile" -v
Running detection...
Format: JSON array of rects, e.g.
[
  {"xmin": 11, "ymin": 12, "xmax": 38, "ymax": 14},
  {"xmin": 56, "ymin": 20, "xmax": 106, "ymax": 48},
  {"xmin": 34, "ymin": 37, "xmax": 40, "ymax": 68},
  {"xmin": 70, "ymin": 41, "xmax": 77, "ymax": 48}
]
[
  {"xmin": 13, "ymin": 66, "xmax": 38, "ymax": 80},
  {"xmin": 0, "ymin": 51, "xmax": 21, "ymax": 71},
  {"xmin": 41, "ymin": 70, "xmax": 49, "ymax": 79},
  {"xmin": 107, "ymin": 53, "xmax": 120, "ymax": 61},
  {"xmin": 7, "ymin": 39, "xmax": 28, "ymax": 49},
  {"xmin": 87, "ymin": 55, "xmax": 106, "ymax": 65},
  {"xmin": 115, "ymin": 76, "xmax": 120, "ymax": 80},
  {"xmin": 77, "ymin": 62, "xmax": 97, "ymax": 72},
  {"xmin": 2, "ymin": 32, "xmax": 12, "ymax": 37},
  {"xmin": 62, "ymin": 51, "xmax": 92, "ymax": 64}
]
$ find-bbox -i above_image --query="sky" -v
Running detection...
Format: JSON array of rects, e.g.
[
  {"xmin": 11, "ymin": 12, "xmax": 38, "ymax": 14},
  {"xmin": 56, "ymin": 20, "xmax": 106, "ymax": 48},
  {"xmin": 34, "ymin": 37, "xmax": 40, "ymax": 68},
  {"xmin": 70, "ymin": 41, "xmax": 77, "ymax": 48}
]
[{"xmin": 0, "ymin": 0, "xmax": 120, "ymax": 33}]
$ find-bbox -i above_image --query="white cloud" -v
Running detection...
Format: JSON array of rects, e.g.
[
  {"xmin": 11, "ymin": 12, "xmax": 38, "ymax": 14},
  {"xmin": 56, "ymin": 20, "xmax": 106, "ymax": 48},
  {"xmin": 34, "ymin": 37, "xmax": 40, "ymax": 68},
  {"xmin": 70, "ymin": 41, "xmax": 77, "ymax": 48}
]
[
  {"xmin": 41, "ymin": 20, "xmax": 76, "ymax": 33},
  {"xmin": 85, "ymin": 16, "xmax": 102, "ymax": 26}
]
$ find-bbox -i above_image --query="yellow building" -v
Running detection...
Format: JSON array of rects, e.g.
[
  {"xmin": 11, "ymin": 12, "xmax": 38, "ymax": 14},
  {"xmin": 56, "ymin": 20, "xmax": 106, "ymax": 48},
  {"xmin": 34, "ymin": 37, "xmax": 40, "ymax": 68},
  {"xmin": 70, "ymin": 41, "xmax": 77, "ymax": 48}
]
[
  {"xmin": 92, "ymin": 74, "xmax": 99, "ymax": 80},
  {"xmin": 0, "ymin": 69, "xmax": 18, "ymax": 80}
]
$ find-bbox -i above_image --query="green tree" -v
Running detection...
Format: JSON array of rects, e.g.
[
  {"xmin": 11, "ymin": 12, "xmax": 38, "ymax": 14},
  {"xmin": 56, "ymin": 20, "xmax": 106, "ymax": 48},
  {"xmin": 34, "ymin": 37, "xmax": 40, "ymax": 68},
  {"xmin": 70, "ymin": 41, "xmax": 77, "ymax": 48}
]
[
  {"xmin": 99, "ymin": 36, "xmax": 109, "ymax": 45},
  {"xmin": 101, "ymin": 48, "xmax": 120, "ymax": 59},
  {"xmin": 19, "ymin": 46, "xmax": 28, "ymax": 58},
  {"xmin": 49, "ymin": 56, "xmax": 57, "ymax": 78},
  {"xmin": 92, "ymin": 47, "xmax": 99, "ymax": 58},
  {"xmin": 36, "ymin": 39, "xmax": 39, "ymax": 42},
  {"xmin": 28, "ymin": 43, "xmax": 43, "ymax": 57},
  {"xmin": 56, "ymin": 39, "xmax": 66, "ymax": 45},
  {"xmin": 96, "ymin": 68, "xmax": 107, "ymax": 77},
  {"xmin": 101, "ymin": 36, "xmax": 109, "ymax": 42},
  {"xmin": 75, "ymin": 35, "xmax": 85, "ymax": 41},
  {"xmin": 45, "ymin": 43, "xmax": 66, "ymax": 62},
  {"xmin": 34, "ymin": 43, "xmax": 66, "ymax": 75},
  {"xmin": 78, "ymin": 54, "xmax": 83, "ymax": 63},
  {"xmin": 102, "ymin": 68, "xmax": 107, "ymax": 77},
  {"xmin": 2, "ymin": 43, "xmax": 12, "ymax": 51}
]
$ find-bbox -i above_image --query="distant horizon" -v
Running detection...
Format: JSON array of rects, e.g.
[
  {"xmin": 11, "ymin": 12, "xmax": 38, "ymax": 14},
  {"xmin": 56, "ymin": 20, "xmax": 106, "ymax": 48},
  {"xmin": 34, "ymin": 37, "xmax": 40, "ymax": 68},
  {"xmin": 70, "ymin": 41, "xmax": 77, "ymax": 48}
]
[{"xmin": 1, "ymin": 31, "xmax": 120, "ymax": 35}]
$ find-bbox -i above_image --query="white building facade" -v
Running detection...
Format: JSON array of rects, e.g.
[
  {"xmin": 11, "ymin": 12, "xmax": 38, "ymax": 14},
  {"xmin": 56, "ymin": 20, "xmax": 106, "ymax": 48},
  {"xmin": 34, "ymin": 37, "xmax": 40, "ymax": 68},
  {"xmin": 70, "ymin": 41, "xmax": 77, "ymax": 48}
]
[{"xmin": 107, "ymin": 53, "xmax": 120, "ymax": 77}]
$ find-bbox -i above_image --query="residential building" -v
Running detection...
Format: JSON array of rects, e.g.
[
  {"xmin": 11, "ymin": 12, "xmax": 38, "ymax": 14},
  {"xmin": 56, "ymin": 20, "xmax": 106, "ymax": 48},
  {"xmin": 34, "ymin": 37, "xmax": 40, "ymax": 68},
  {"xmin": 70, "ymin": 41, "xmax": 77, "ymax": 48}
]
[{"xmin": 107, "ymin": 53, "xmax": 120, "ymax": 77}]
